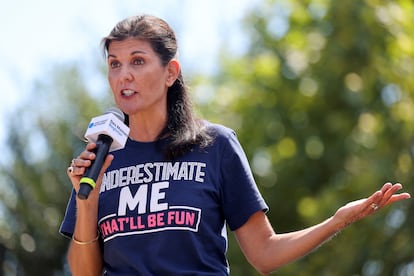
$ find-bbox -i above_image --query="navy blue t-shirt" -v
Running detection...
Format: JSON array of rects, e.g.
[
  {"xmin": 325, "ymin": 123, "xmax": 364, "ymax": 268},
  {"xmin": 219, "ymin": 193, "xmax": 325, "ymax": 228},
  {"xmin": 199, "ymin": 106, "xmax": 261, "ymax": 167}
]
[{"xmin": 60, "ymin": 123, "xmax": 268, "ymax": 275}]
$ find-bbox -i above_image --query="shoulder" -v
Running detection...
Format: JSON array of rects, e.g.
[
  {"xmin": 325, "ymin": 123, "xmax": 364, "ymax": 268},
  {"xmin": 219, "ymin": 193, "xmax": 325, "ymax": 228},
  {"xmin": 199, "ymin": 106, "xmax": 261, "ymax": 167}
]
[
  {"xmin": 203, "ymin": 121, "xmax": 236, "ymax": 139},
  {"xmin": 201, "ymin": 121, "xmax": 244, "ymax": 152}
]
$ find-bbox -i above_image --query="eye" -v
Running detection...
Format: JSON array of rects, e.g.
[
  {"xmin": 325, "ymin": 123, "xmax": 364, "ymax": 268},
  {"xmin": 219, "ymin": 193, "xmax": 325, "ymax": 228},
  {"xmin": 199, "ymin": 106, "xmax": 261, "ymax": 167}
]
[
  {"xmin": 132, "ymin": 58, "xmax": 144, "ymax": 65},
  {"xmin": 109, "ymin": 60, "xmax": 121, "ymax": 69}
]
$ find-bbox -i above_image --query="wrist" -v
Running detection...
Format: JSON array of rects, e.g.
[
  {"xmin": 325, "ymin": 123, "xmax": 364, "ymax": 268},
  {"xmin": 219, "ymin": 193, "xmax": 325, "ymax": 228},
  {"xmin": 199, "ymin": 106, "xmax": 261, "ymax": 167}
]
[
  {"xmin": 72, "ymin": 231, "xmax": 100, "ymax": 245},
  {"xmin": 325, "ymin": 216, "xmax": 346, "ymax": 234}
]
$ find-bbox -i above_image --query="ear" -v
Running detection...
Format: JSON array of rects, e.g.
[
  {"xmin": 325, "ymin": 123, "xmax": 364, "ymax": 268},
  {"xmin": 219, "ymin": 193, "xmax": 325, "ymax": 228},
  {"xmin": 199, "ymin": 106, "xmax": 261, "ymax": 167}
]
[{"xmin": 166, "ymin": 59, "xmax": 180, "ymax": 87}]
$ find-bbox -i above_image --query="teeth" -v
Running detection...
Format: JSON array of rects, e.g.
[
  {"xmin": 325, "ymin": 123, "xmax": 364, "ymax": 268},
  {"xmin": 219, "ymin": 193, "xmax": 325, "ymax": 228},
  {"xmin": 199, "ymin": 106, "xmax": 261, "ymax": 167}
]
[{"xmin": 122, "ymin": 89, "xmax": 136, "ymax": 96}]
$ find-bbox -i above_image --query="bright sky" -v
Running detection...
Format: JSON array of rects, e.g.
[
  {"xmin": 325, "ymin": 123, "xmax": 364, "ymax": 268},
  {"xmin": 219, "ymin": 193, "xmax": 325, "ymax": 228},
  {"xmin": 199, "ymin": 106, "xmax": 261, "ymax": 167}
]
[{"xmin": 0, "ymin": 0, "xmax": 256, "ymax": 155}]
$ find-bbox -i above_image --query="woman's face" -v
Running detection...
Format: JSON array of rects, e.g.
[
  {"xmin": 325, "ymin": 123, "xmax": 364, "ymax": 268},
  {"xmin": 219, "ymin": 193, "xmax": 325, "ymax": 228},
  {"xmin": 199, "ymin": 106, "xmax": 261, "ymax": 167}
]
[{"xmin": 107, "ymin": 38, "xmax": 177, "ymax": 117}]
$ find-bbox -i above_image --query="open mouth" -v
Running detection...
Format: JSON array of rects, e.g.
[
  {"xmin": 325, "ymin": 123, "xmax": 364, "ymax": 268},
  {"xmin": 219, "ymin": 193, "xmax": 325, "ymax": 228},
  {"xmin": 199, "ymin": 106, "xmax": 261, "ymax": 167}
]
[{"xmin": 122, "ymin": 89, "xmax": 136, "ymax": 96}]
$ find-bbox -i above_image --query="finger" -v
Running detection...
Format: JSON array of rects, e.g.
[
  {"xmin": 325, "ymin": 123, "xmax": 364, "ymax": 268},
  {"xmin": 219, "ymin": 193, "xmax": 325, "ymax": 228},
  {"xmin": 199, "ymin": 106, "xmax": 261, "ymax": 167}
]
[
  {"xmin": 97, "ymin": 154, "xmax": 114, "ymax": 179},
  {"xmin": 75, "ymin": 149, "xmax": 96, "ymax": 168},
  {"xmin": 380, "ymin": 183, "xmax": 403, "ymax": 203},
  {"xmin": 380, "ymin": 182, "xmax": 393, "ymax": 194},
  {"xmin": 369, "ymin": 183, "xmax": 397, "ymax": 207},
  {"xmin": 102, "ymin": 154, "xmax": 114, "ymax": 172},
  {"xmin": 73, "ymin": 165, "xmax": 86, "ymax": 176},
  {"xmin": 75, "ymin": 142, "xmax": 97, "ymax": 160},
  {"xmin": 364, "ymin": 191, "xmax": 382, "ymax": 212},
  {"xmin": 367, "ymin": 190, "xmax": 382, "ymax": 204},
  {"xmin": 67, "ymin": 166, "xmax": 75, "ymax": 176},
  {"xmin": 375, "ymin": 183, "xmax": 411, "ymax": 209},
  {"xmin": 67, "ymin": 164, "xmax": 85, "ymax": 178},
  {"xmin": 384, "ymin": 182, "xmax": 401, "ymax": 193},
  {"xmin": 79, "ymin": 148, "xmax": 96, "ymax": 161},
  {"xmin": 383, "ymin": 190, "xmax": 411, "ymax": 206},
  {"xmin": 85, "ymin": 142, "xmax": 97, "ymax": 151}
]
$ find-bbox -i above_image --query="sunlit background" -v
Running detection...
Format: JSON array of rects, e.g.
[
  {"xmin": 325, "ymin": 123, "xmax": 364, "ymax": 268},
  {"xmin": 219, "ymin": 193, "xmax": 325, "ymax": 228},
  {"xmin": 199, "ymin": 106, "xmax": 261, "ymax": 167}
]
[{"xmin": 0, "ymin": 0, "xmax": 255, "ymax": 162}]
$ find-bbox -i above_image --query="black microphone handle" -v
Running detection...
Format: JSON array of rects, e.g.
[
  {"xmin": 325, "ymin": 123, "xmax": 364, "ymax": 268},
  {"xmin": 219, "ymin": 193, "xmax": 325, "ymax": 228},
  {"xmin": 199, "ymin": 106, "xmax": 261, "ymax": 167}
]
[{"xmin": 77, "ymin": 134, "xmax": 113, "ymax": 200}]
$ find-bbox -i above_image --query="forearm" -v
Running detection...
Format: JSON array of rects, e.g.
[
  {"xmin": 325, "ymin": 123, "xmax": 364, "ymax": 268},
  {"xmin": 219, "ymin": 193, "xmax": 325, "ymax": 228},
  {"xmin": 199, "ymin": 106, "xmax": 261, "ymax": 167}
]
[
  {"xmin": 236, "ymin": 212, "xmax": 343, "ymax": 275},
  {"xmin": 265, "ymin": 182, "xmax": 412, "ymax": 270},
  {"xmin": 68, "ymin": 199, "xmax": 103, "ymax": 276},
  {"xmin": 261, "ymin": 216, "xmax": 341, "ymax": 273}
]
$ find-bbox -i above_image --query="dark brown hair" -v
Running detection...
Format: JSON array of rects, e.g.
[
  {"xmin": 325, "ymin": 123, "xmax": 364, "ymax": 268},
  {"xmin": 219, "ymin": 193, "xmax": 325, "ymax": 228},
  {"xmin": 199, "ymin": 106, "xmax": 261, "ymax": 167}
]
[{"xmin": 101, "ymin": 15, "xmax": 213, "ymax": 159}]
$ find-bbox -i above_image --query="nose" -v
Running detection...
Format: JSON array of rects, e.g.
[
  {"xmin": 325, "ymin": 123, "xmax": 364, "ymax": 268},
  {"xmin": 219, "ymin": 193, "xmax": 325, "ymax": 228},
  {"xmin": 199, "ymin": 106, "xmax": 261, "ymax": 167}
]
[{"xmin": 120, "ymin": 66, "xmax": 134, "ymax": 82}]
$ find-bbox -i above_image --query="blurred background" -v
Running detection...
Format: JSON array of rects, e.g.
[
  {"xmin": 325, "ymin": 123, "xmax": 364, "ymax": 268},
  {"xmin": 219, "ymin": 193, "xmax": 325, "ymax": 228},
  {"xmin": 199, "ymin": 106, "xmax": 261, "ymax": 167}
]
[{"xmin": 0, "ymin": 0, "xmax": 413, "ymax": 275}]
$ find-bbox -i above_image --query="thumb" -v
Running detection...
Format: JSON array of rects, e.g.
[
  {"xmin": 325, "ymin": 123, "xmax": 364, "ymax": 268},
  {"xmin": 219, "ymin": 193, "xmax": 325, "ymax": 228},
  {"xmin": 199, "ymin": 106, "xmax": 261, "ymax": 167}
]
[
  {"xmin": 101, "ymin": 154, "xmax": 114, "ymax": 174},
  {"xmin": 94, "ymin": 154, "xmax": 114, "ymax": 192}
]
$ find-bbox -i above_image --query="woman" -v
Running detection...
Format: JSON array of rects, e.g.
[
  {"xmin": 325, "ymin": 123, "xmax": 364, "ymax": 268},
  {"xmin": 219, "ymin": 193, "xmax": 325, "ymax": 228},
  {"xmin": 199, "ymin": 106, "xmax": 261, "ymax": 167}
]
[{"xmin": 60, "ymin": 15, "xmax": 410, "ymax": 275}]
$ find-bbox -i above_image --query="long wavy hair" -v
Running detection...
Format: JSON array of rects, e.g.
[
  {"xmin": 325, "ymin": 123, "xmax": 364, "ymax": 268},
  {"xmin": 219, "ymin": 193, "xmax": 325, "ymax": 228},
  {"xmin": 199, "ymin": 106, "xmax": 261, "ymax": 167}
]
[{"xmin": 101, "ymin": 15, "xmax": 213, "ymax": 159}]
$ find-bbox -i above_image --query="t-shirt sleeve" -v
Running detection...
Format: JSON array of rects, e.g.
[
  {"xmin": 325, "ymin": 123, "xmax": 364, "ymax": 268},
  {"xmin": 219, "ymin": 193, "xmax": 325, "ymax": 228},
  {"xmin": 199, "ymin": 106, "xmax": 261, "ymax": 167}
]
[
  {"xmin": 59, "ymin": 189, "xmax": 77, "ymax": 238},
  {"xmin": 219, "ymin": 129, "xmax": 269, "ymax": 231}
]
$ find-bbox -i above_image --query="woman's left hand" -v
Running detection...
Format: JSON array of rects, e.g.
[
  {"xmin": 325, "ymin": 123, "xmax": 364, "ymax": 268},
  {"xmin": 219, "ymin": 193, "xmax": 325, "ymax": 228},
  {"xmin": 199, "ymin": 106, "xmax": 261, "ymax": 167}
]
[{"xmin": 332, "ymin": 182, "xmax": 411, "ymax": 230}]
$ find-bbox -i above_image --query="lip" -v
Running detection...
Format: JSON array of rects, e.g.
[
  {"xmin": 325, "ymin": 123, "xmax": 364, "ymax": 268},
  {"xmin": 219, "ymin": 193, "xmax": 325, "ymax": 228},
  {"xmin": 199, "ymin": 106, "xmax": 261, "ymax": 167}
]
[{"xmin": 121, "ymin": 89, "xmax": 137, "ymax": 97}]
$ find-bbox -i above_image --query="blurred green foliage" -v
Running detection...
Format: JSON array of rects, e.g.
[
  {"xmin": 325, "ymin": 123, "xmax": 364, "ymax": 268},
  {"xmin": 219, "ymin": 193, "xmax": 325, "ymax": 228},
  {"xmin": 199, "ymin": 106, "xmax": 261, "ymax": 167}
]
[
  {"xmin": 0, "ymin": 0, "xmax": 413, "ymax": 275},
  {"xmin": 193, "ymin": 0, "xmax": 414, "ymax": 275},
  {"xmin": 0, "ymin": 65, "xmax": 112, "ymax": 275}
]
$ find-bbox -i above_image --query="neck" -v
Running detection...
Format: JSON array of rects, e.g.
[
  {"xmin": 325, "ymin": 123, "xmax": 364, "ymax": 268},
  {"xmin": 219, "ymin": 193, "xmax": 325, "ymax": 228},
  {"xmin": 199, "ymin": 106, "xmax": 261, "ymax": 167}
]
[{"xmin": 128, "ymin": 112, "xmax": 167, "ymax": 142}]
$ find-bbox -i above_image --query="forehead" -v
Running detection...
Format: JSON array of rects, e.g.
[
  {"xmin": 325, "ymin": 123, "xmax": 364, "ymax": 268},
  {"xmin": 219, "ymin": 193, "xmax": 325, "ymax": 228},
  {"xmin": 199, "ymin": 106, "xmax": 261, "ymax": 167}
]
[{"xmin": 107, "ymin": 38, "xmax": 154, "ymax": 55}]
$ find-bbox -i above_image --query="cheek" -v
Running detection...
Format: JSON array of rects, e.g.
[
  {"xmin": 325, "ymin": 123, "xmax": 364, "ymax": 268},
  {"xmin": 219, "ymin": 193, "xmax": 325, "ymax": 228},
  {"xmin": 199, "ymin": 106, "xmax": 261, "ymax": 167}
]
[{"xmin": 107, "ymin": 74, "xmax": 117, "ymax": 91}]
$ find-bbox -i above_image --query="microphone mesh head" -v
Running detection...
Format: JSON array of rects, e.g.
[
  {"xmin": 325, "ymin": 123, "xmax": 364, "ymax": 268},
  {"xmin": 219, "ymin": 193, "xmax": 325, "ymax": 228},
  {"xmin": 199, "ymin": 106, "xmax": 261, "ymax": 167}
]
[{"xmin": 104, "ymin": 107, "xmax": 125, "ymax": 122}]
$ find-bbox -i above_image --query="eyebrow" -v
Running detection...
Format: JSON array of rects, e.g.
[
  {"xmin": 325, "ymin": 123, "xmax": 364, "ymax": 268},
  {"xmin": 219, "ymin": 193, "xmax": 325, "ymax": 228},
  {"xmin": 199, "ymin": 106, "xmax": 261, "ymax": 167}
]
[{"xmin": 107, "ymin": 50, "xmax": 148, "ymax": 59}]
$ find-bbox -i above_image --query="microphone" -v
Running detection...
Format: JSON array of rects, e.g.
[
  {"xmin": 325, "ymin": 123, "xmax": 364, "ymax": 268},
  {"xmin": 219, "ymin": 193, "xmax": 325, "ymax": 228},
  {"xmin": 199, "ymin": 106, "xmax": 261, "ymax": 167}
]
[{"xmin": 77, "ymin": 107, "xmax": 130, "ymax": 200}]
